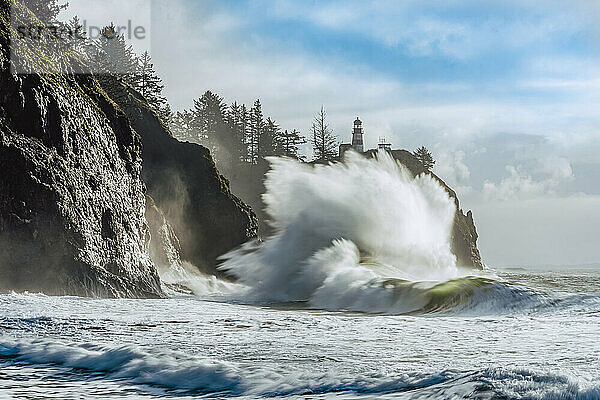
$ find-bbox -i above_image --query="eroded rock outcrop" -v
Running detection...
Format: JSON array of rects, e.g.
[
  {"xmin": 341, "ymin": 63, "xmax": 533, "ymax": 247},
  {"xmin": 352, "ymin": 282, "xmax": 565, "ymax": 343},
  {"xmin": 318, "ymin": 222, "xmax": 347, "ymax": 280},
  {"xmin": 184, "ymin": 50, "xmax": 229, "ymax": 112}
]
[
  {"xmin": 116, "ymin": 90, "xmax": 258, "ymax": 278},
  {"xmin": 0, "ymin": 2, "xmax": 162, "ymax": 296}
]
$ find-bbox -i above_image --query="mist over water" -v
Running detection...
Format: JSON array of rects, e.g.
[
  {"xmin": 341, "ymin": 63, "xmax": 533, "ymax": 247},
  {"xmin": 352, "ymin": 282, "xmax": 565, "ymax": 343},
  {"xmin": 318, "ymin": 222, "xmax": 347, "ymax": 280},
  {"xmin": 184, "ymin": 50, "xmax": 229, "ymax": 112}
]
[{"xmin": 220, "ymin": 151, "xmax": 479, "ymax": 313}]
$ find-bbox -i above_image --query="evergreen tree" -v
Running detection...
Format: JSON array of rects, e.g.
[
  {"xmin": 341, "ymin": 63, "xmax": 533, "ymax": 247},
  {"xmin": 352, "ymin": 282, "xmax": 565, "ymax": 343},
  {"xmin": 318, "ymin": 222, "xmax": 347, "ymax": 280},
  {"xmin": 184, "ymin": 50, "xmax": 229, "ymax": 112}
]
[
  {"xmin": 191, "ymin": 90, "xmax": 227, "ymax": 157},
  {"xmin": 226, "ymin": 102, "xmax": 250, "ymax": 164},
  {"xmin": 170, "ymin": 110, "xmax": 196, "ymax": 142},
  {"xmin": 413, "ymin": 146, "xmax": 436, "ymax": 171},
  {"xmin": 93, "ymin": 24, "xmax": 137, "ymax": 79},
  {"xmin": 248, "ymin": 99, "xmax": 264, "ymax": 164},
  {"xmin": 134, "ymin": 51, "xmax": 170, "ymax": 122},
  {"xmin": 135, "ymin": 52, "xmax": 165, "ymax": 103},
  {"xmin": 260, "ymin": 117, "xmax": 280, "ymax": 158},
  {"xmin": 277, "ymin": 129, "xmax": 306, "ymax": 160},
  {"xmin": 310, "ymin": 106, "xmax": 338, "ymax": 161},
  {"xmin": 91, "ymin": 24, "xmax": 138, "ymax": 104},
  {"xmin": 240, "ymin": 104, "xmax": 251, "ymax": 163},
  {"xmin": 157, "ymin": 103, "xmax": 173, "ymax": 128},
  {"xmin": 63, "ymin": 16, "xmax": 87, "ymax": 53}
]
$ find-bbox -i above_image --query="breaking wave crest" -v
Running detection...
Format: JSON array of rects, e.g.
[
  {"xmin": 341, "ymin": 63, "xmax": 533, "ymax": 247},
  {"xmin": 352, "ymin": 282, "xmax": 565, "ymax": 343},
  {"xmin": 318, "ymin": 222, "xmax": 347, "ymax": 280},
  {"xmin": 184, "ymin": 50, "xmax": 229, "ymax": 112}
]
[
  {"xmin": 1, "ymin": 338, "xmax": 598, "ymax": 398},
  {"xmin": 0, "ymin": 338, "xmax": 241, "ymax": 394},
  {"xmin": 219, "ymin": 151, "xmax": 541, "ymax": 314}
]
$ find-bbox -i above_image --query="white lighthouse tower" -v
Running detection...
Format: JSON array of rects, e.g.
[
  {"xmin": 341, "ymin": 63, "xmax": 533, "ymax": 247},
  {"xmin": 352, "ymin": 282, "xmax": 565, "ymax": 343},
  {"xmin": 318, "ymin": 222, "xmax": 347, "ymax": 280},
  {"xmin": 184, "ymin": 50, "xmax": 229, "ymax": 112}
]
[{"xmin": 352, "ymin": 117, "xmax": 364, "ymax": 153}]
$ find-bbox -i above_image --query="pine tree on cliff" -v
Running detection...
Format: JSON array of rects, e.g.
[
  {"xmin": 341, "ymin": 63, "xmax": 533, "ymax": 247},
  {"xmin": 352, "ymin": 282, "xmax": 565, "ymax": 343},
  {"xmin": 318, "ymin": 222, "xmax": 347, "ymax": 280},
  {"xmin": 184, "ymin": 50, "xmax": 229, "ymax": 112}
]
[
  {"xmin": 310, "ymin": 106, "xmax": 338, "ymax": 161},
  {"xmin": 134, "ymin": 51, "xmax": 169, "ymax": 123},
  {"xmin": 91, "ymin": 24, "xmax": 138, "ymax": 104},
  {"xmin": 260, "ymin": 117, "xmax": 280, "ymax": 158},
  {"xmin": 191, "ymin": 91, "xmax": 228, "ymax": 157},
  {"xmin": 413, "ymin": 146, "xmax": 436, "ymax": 171},
  {"xmin": 240, "ymin": 104, "xmax": 251, "ymax": 163},
  {"xmin": 248, "ymin": 100, "xmax": 265, "ymax": 164},
  {"xmin": 170, "ymin": 110, "xmax": 195, "ymax": 142},
  {"xmin": 226, "ymin": 102, "xmax": 251, "ymax": 165},
  {"xmin": 93, "ymin": 24, "xmax": 138, "ymax": 79},
  {"xmin": 63, "ymin": 16, "xmax": 87, "ymax": 54},
  {"xmin": 210, "ymin": 101, "xmax": 244, "ymax": 171},
  {"xmin": 157, "ymin": 103, "xmax": 174, "ymax": 128},
  {"xmin": 277, "ymin": 129, "xmax": 306, "ymax": 160}
]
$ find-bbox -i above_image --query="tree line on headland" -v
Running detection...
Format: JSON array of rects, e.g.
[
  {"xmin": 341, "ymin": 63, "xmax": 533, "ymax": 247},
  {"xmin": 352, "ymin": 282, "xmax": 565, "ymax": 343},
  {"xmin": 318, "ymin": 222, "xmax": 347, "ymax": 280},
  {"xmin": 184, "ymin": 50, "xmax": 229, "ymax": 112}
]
[
  {"xmin": 84, "ymin": 20, "xmax": 341, "ymax": 170},
  {"xmin": 33, "ymin": 0, "xmax": 435, "ymax": 173},
  {"xmin": 33, "ymin": 0, "xmax": 434, "ymax": 202}
]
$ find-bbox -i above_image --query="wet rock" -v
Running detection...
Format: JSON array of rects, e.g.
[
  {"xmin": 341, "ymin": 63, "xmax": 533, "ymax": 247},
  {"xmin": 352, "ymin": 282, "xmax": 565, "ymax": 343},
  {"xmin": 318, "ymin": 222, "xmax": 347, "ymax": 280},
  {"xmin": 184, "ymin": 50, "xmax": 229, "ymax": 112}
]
[
  {"xmin": 0, "ymin": 2, "xmax": 162, "ymax": 297},
  {"xmin": 117, "ymin": 90, "xmax": 258, "ymax": 278}
]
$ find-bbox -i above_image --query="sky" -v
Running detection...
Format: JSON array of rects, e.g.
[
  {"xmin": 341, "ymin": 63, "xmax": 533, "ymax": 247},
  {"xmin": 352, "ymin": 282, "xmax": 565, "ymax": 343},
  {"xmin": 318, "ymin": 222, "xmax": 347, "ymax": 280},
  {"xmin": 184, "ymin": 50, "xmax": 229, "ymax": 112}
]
[{"xmin": 63, "ymin": 0, "xmax": 600, "ymax": 267}]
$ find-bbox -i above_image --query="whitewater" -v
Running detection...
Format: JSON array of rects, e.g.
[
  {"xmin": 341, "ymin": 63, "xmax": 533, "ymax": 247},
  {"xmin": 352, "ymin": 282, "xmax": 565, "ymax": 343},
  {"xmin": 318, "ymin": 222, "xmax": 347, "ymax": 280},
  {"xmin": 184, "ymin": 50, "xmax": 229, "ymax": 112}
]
[{"xmin": 1, "ymin": 152, "xmax": 599, "ymax": 399}]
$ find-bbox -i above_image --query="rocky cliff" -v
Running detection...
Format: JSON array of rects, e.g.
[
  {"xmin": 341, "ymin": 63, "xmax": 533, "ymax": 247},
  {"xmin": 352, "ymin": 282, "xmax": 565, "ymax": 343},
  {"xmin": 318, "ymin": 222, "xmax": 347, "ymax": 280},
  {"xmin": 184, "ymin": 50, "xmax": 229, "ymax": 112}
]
[
  {"xmin": 0, "ymin": 0, "xmax": 258, "ymax": 294},
  {"xmin": 364, "ymin": 149, "xmax": 483, "ymax": 270},
  {"xmin": 0, "ymin": 1, "xmax": 162, "ymax": 296},
  {"xmin": 116, "ymin": 90, "xmax": 258, "ymax": 278}
]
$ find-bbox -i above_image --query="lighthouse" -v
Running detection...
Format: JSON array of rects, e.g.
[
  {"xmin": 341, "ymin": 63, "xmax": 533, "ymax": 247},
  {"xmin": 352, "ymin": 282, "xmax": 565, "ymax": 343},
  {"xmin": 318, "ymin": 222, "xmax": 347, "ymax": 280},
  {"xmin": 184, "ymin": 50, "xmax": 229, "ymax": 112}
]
[
  {"xmin": 352, "ymin": 117, "xmax": 364, "ymax": 153},
  {"xmin": 338, "ymin": 116, "xmax": 395, "ymax": 157}
]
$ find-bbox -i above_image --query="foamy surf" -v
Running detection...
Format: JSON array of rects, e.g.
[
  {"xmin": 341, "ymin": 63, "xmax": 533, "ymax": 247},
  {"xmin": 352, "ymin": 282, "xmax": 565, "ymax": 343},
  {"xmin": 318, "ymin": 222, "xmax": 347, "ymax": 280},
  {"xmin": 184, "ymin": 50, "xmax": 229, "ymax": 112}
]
[
  {"xmin": 0, "ymin": 338, "xmax": 241, "ymax": 394},
  {"xmin": 1, "ymin": 337, "xmax": 598, "ymax": 399}
]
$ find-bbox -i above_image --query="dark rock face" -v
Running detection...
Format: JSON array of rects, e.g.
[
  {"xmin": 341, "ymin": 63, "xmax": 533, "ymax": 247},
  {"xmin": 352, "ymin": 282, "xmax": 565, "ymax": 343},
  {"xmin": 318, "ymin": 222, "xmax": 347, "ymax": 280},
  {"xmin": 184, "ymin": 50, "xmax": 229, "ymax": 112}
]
[
  {"xmin": 120, "ymin": 95, "xmax": 258, "ymax": 278},
  {"xmin": 451, "ymin": 209, "xmax": 482, "ymax": 270},
  {"xmin": 0, "ymin": 4, "xmax": 162, "ymax": 296},
  {"xmin": 365, "ymin": 149, "xmax": 483, "ymax": 270}
]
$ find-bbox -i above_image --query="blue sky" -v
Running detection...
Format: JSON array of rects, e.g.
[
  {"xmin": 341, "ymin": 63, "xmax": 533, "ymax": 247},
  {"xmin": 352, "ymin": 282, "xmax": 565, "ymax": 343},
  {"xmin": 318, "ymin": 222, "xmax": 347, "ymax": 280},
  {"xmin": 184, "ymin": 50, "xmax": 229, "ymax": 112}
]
[
  {"xmin": 229, "ymin": 0, "xmax": 594, "ymax": 87},
  {"xmin": 66, "ymin": 0, "xmax": 600, "ymax": 266},
  {"xmin": 152, "ymin": 0, "xmax": 600, "ymax": 145}
]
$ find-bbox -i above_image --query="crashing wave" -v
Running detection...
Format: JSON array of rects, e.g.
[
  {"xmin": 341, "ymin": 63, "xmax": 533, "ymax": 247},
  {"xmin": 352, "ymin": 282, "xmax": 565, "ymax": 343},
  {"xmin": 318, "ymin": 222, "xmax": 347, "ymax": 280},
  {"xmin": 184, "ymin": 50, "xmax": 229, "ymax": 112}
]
[{"xmin": 220, "ymin": 151, "xmax": 493, "ymax": 313}]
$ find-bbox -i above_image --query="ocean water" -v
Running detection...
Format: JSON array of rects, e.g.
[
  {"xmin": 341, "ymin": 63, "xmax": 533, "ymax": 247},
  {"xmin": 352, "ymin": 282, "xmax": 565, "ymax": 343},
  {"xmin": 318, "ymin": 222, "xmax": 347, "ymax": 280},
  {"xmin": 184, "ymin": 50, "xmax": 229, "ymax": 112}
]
[
  {"xmin": 2, "ymin": 153, "xmax": 599, "ymax": 399},
  {"xmin": 1, "ymin": 267, "xmax": 600, "ymax": 400}
]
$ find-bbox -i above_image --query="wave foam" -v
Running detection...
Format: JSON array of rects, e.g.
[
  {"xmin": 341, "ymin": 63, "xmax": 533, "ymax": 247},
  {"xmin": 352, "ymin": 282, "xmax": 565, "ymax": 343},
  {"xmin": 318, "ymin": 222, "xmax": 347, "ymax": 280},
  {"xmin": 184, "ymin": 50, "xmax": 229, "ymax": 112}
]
[
  {"xmin": 0, "ymin": 338, "xmax": 241, "ymax": 394},
  {"xmin": 1, "ymin": 337, "xmax": 598, "ymax": 398}
]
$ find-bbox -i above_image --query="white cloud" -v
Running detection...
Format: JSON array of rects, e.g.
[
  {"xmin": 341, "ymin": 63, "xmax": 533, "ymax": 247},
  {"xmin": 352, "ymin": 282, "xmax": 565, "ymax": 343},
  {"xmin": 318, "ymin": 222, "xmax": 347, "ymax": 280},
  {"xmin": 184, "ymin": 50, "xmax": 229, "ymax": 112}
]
[
  {"xmin": 482, "ymin": 158, "xmax": 574, "ymax": 201},
  {"xmin": 434, "ymin": 149, "xmax": 471, "ymax": 186},
  {"xmin": 268, "ymin": 0, "xmax": 595, "ymax": 61},
  {"xmin": 538, "ymin": 156, "xmax": 574, "ymax": 181},
  {"xmin": 483, "ymin": 165, "xmax": 550, "ymax": 201}
]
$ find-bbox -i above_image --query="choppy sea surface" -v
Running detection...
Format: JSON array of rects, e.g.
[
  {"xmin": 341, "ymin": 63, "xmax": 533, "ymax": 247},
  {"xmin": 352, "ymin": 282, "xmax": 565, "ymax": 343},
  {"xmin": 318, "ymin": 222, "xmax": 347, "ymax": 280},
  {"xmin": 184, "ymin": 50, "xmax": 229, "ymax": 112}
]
[{"xmin": 1, "ymin": 267, "xmax": 599, "ymax": 400}]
